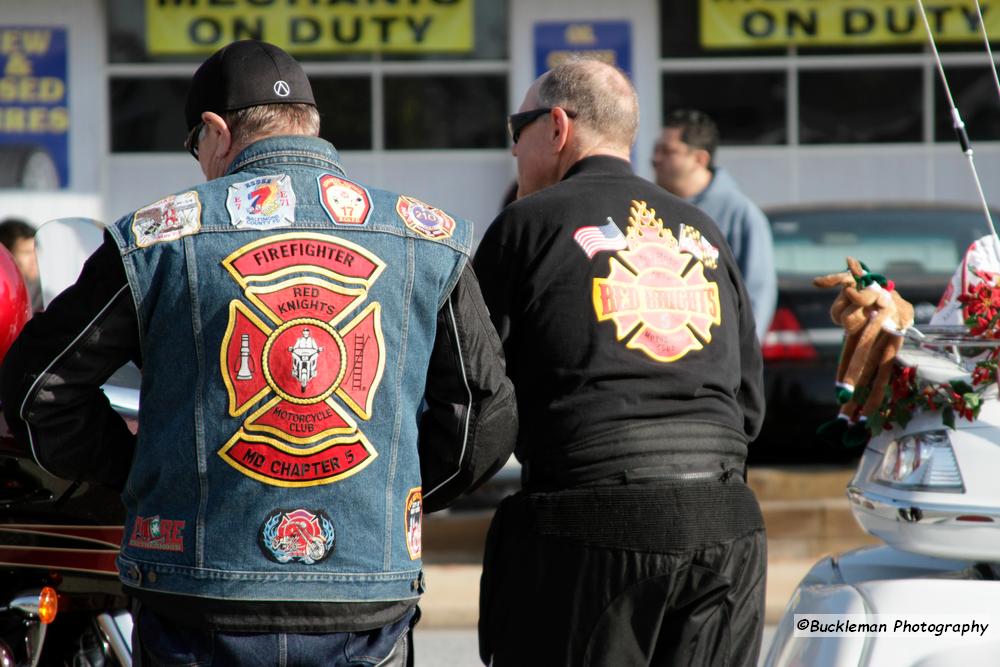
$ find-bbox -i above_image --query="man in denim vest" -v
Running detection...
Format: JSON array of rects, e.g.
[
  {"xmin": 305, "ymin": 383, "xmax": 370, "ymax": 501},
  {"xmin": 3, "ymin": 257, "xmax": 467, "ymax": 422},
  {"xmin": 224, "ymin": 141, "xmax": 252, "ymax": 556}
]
[{"xmin": 1, "ymin": 40, "xmax": 516, "ymax": 666}]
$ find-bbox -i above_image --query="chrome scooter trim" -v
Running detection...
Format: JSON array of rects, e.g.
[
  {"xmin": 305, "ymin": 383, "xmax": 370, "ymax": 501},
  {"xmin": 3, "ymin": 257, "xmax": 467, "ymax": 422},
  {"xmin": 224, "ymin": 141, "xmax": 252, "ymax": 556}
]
[{"xmin": 848, "ymin": 486, "xmax": 1000, "ymax": 524}]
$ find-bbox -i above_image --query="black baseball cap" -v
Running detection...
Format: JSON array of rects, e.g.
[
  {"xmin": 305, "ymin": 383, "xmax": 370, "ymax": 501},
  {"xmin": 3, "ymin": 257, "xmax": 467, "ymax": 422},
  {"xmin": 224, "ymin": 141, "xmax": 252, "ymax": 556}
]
[{"xmin": 184, "ymin": 40, "xmax": 316, "ymax": 131}]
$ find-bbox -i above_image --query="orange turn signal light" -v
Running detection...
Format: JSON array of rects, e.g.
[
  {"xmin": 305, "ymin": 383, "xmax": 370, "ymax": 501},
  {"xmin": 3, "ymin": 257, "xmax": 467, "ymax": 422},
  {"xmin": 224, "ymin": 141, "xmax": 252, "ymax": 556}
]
[{"xmin": 38, "ymin": 587, "xmax": 57, "ymax": 624}]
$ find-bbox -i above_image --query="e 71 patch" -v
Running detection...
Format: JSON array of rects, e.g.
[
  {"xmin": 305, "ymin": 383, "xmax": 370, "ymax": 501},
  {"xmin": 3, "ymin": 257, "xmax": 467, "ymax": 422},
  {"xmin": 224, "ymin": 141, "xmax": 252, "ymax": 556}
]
[
  {"xmin": 318, "ymin": 174, "xmax": 371, "ymax": 226},
  {"xmin": 405, "ymin": 487, "xmax": 422, "ymax": 560},
  {"xmin": 226, "ymin": 174, "xmax": 296, "ymax": 230},
  {"xmin": 396, "ymin": 195, "xmax": 455, "ymax": 240},
  {"xmin": 132, "ymin": 192, "xmax": 201, "ymax": 247},
  {"xmin": 259, "ymin": 508, "xmax": 335, "ymax": 565}
]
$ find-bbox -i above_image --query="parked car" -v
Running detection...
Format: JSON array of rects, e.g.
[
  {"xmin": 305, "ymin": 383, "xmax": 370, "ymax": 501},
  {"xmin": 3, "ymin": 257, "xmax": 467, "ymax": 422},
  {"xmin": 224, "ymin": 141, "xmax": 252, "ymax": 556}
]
[{"xmin": 752, "ymin": 202, "xmax": 998, "ymax": 465}]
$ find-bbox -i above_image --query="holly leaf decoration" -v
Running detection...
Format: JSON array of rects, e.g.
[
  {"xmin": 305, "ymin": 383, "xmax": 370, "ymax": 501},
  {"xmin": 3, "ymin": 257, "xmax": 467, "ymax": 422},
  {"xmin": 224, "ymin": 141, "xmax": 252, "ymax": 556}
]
[{"xmin": 943, "ymin": 407, "xmax": 956, "ymax": 430}]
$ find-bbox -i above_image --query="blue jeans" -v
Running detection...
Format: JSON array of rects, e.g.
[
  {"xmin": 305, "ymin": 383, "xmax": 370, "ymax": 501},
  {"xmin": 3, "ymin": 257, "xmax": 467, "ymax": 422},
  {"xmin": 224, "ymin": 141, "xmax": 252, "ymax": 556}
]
[{"xmin": 135, "ymin": 606, "xmax": 413, "ymax": 667}]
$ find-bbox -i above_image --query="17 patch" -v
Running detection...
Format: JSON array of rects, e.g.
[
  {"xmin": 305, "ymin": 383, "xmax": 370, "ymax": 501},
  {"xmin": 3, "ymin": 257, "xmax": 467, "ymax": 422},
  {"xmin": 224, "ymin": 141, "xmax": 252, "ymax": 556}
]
[
  {"xmin": 396, "ymin": 195, "xmax": 455, "ymax": 240},
  {"xmin": 318, "ymin": 174, "xmax": 371, "ymax": 225},
  {"xmin": 259, "ymin": 508, "xmax": 334, "ymax": 564},
  {"xmin": 227, "ymin": 174, "xmax": 296, "ymax": 230},
  {"xmin": 132, "ymin": 191, "xmax": 201, "ymax": 247},
  {"xmin": 405, "ymin": 487, "xmax": 422, "ymax": 560}
]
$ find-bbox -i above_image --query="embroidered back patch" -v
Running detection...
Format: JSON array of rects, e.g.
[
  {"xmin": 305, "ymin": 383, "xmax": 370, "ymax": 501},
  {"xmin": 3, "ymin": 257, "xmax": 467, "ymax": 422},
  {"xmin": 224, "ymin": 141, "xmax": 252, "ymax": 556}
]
[
  {"xmin": 259, "ymin": 508, "xmax": 334, "ymax": 564},
  {"xmin": 128, "ymin": 515, "xmax": 185, "ymax": 552},
  {"xmin": 396, "ymin": 195, "xmax": 455, "ymax": 240},
  {"xmin": 132, "ymin": 192, "xmax": 201, "ymax": 247},
  {"xmin": 678, "ymin": 224, "xmax": 719, "ymax": 269},
  {"xmin": 405, "ymin": 487, "xmax": 422, "ymax": 560},
  {"xmin": 573, "ymin": 217, "xmax": 627, "ymax": 259},
  {"xmin": 318, "ymin": 174, "xmax": 371, "ymax": 225},
  {"xmin": 219, "ymin": 233, "xmax": 387, "ymax": 487},
  {"xmin": 226, "ymin": 174, "xmax": 296, "ymax": 230},
  {"xmin": 592, "ymin": 201, "xmax": 721, "ymax": 363}
]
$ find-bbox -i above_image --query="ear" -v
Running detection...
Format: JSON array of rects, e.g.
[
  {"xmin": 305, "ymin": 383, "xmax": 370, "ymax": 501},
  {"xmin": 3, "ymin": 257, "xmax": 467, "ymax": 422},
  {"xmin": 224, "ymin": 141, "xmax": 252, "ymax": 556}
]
[
  {"xmin": 548, "ymin": 107, "xmax": 574, "ymax": 153},
  {"xmin": 202, "ymin": 111, "xmax": 232, "ymax": 159},
  {"xmin": 693, "ymin": 147, "xmax": 711, "ymax": 169}
]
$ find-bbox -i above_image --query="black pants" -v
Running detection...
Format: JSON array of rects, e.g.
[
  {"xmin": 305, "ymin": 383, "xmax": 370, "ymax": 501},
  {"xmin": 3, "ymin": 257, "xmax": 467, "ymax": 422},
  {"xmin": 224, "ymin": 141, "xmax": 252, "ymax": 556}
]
[{"xmin": 478, "ymin": 482, "xmax": 767, "ymax": 666}]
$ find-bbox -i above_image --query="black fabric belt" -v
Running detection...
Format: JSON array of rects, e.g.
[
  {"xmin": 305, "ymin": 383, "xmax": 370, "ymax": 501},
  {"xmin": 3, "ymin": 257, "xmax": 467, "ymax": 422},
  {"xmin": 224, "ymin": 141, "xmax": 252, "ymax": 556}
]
[
  {"xmin": 521, "ymin": 482, "xmax": 764, "ymax": 551},
  {"xmin": 521, "ymin": 419, "xmax": 748, "ymax": 493}
]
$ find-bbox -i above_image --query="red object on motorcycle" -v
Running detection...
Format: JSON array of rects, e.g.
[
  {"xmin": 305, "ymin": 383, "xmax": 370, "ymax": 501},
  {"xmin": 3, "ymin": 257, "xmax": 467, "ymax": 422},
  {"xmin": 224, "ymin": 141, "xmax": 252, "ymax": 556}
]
[{"xmin": 0, "ymin": 244, "xmax": 31, "ymax": 362}]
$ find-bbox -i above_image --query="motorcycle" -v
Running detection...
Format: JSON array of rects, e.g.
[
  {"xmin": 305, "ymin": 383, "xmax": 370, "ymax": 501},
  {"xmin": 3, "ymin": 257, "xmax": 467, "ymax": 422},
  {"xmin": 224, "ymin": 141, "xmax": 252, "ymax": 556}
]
[
  {"xmin": 0, "ymin": 218, "xmax": 135, "ymax": 667},
  {"xmin": 764, "ymin": 326, "xmax": 1000, "ymax": 666}
]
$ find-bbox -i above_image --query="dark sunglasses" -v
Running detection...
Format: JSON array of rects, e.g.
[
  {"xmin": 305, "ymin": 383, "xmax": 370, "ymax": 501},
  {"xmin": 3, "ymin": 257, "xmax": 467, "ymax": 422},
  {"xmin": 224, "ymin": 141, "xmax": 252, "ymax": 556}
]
[
  {"xmin": 184, "ymin": 121, "xmax": 205, "ymax": 159},
  {"xmin": 506, "ymin": 107, "xmax": 578, "ymax": 144}
]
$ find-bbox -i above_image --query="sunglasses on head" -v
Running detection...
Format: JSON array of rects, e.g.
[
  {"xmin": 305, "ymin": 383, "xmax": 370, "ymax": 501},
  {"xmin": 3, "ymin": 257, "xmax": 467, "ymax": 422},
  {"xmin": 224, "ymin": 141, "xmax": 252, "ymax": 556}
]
[
  {"xmin": 184, "ymin": 121, "xmax": 205, "ymax": 160},
  {"xmin": 506, "ymin": 107, "xmax": 578, "ymax": 144}
]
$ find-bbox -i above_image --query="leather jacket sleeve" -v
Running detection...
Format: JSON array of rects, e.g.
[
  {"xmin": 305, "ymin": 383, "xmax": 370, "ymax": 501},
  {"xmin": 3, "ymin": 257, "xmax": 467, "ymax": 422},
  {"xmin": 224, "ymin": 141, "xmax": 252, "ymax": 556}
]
[
  {"xmin": 0, "ymin": 233, "xmax": 140, "ymax": 489},
  {"xmin": 419, "ymin": 263, "xmax": 518, "ymax": 513}
]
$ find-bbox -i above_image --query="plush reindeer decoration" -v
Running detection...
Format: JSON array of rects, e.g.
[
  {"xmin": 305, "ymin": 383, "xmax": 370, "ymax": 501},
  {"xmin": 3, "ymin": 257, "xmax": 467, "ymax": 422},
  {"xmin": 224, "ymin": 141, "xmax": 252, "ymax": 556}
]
[{"xmin": 813, "ymin": 258, "xmax": 915, "ymax": 448}]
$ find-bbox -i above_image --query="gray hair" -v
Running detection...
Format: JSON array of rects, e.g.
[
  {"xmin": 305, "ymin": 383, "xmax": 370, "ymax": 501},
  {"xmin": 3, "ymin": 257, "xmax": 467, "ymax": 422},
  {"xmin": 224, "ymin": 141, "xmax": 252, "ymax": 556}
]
[
  {"xmin": 225, "ymin": 103, "xmax": 320, "ymax": 148},
  {"xmin": 536, "ymin": 59, "xmax": 639, "ymax": 148}
]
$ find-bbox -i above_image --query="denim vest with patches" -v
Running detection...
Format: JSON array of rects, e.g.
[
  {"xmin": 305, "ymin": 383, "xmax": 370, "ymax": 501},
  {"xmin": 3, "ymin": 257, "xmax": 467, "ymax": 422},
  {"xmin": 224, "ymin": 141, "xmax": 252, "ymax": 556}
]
[{"xmin": 107, "ymin": 136, "xmax": 472, "ymax": 603}]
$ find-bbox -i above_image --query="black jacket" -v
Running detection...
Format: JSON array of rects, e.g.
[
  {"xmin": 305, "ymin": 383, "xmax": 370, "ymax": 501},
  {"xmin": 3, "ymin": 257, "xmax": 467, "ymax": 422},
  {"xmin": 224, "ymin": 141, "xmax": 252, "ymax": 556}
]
[{"xmin": 473, "ymin": 156, "xmax": 764, "ymax": 489}]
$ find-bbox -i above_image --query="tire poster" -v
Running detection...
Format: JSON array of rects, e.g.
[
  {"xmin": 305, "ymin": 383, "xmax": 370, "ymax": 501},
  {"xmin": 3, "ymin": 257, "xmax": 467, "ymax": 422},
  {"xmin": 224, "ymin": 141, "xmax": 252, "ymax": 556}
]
[{"xmin": 0, "ymin": 27, "xmax": 67, "ymax": 189}]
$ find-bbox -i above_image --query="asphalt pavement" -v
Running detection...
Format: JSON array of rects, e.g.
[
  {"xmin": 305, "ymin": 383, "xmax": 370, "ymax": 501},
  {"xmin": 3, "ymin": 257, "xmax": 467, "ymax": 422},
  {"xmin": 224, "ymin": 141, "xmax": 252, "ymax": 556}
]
[{"xmin": 412, "ymin": 627, "xmax": 779, "ymax": 666}]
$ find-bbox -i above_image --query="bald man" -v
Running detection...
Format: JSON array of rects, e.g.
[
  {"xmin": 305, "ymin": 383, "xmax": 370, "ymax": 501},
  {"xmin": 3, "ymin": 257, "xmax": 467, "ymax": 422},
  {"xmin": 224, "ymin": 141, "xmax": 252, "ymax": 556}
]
[{"xmin": 474, "ymin": 61, "xmax": 767, "ymax": 666}]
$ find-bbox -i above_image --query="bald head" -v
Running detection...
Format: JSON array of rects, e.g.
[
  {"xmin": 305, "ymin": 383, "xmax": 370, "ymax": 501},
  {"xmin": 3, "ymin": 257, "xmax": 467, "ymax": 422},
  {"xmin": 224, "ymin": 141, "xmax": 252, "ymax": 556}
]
[{"xmin": 535, "ymin": 59, "xmax": 639, "ymax": 151}]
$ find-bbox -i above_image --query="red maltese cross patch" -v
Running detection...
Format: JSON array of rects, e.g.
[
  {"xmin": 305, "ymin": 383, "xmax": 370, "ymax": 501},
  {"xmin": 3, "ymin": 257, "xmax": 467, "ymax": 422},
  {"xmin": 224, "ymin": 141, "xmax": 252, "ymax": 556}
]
[
  {"xmin": 592, "ymin": 201, "xmax": 721, "ymax": 363},
  {"xmin": 218, "ymin": 232, "xmax": 387, "ymax": 487}
]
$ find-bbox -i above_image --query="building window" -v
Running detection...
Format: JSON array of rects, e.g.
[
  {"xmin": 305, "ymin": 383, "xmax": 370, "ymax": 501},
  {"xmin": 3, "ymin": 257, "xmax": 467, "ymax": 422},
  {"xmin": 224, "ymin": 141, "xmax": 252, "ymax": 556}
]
[
  {"xmin": 106, "ymin": 1, "xmax": 508, "ymax": 154},
  {"xmin": 661, "ymin": 72, "xmax": 787, "ymax": 145},
  {"xmin": 800, "ymin": 69, "xmax": 922, "ymax": 144},
  {"xmin": 934, "ymin": 67, "xmax": 1000, "ymax": 142},
  {"xmin": 111, "ymin": 76, "xmax": 374, "ymax": 152},
  {"xmin": 660, "ymin": 1, "xmax": 998, "ymax": 148},
  {"xmin": 383, "ymin": 75, "xmax": 506, "ymax": 149}
]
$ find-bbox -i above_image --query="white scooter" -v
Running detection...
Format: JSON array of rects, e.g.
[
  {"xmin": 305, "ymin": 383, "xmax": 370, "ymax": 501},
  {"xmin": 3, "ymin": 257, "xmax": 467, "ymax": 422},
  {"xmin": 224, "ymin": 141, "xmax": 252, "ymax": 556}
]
[{"xmin": 764, "ymin": 328, "xmax": 1000, "ymax": 666}]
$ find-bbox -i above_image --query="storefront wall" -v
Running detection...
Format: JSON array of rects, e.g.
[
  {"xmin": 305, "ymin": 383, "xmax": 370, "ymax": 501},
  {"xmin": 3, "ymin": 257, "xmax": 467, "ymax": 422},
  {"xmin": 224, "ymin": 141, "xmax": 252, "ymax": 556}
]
[
  {"xmin": 0, "ymin": 0, "xmax": 105, "ymax": 221},
  {"xmin": 3, "ymin": 1, "xmax": 1000, "ymax": 233}
]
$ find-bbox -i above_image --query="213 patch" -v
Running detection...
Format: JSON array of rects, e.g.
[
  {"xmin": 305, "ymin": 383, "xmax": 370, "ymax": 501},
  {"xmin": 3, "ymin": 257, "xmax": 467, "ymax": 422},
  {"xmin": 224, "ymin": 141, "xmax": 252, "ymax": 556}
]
[
  {"xmin": 592, "ymin": 200, "xmax": 721, "ymax": 363},
  {"xmin": 132, "ymin": 192, "xmax": 201, "ymax": 247},
  {"xmin": 405, "ymin": 488, "xmax": 422, "ymax": 560},
  {"xmin": 259, "ymin": 508, "xmax": 334, "ymax": 564},
  {"xmin": 227, "ymin": 174, "xmax": 296, "ymax": 230},
  {"xmin": 396, "ymin": 195, "xmax": 455, "ymax": 240},
  {"xmin": 319, "ymin": 174, "xmax": 371, "ymax": 225}
]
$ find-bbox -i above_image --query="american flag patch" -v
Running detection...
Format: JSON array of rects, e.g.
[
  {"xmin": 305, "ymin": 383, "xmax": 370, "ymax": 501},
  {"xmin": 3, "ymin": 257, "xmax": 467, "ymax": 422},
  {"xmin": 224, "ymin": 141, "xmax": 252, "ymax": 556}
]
[{"xmin": 573, "ymin": 218, "xmax": 627, "ymax": 259}]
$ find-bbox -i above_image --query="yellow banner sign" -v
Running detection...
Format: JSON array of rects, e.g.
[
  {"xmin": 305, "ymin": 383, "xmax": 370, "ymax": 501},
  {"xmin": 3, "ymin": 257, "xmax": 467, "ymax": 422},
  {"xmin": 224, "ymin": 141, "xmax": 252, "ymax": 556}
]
[
  {"xmin": 146, "ymin": 0, "xmax": 473, "ymax": 55},
  {"xmin": 700, "ymin": 0, "xmax": 1000, "ymax": 49}
]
